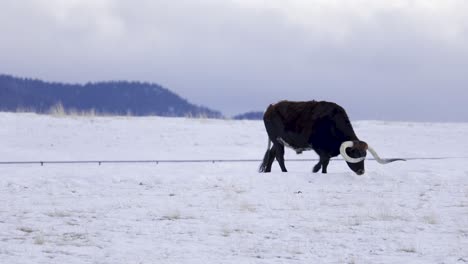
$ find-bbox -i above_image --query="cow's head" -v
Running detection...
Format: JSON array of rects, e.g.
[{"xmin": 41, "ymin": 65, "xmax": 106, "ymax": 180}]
[{"xmin": 340, "ymin": 140, "xmax": 405, "ymax": 175}]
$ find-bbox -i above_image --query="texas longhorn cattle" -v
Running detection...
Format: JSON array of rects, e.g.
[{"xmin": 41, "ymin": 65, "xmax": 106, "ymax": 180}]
[{"xmin": 259, "ymin": 100, "xmax": 404, "ymax": 175}]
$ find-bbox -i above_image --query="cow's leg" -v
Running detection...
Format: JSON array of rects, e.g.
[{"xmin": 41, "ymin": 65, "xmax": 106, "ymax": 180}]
[
  {"xmin": 259, "ymin": 149, "xmax": 269, "ymax": 172},
  {"xmin": 320, "ymin": 156, "xmax": 330, "ymax": 174},
  {"xmin": 261, "ymin": 144, "xmax": 277, "ymax": 173},
  {"xmin": 313, "ymin": 150, "xmax": 322, "ymax": 173},
  {"xmin": 262, "ymin": 120, "xmax": 280, "ymax": 172},
  {"xmin": 265, "ymin": 145, "xmax": 277, "ymax": 172},
  {"xmin": 263, "ymin": 118, "xmax": 286, "ymax": 172},
  {"xmin": 275, "ymin": 144, "xmax": 287, "ymax": 172},
  {"xmin": 313, "ymin": 151, "xmax": 330, "ymax": 173},
  {"xmin": 313, "ymin": 161, "xmax": 322, "ymax": 173},
  {"xmin": 259, "ymin": 139, "xmax": 273, "ymax": 172}
]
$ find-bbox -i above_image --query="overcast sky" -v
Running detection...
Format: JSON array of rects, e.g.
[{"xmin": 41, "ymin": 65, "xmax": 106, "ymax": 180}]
[{"xmin": 1, "ymin": 0, "xmax": 467, "ymax": 121}]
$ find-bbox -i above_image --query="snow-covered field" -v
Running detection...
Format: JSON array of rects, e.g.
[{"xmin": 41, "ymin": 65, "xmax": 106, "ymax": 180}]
[{"xmin": 1, "ymin": 112, "xmax": 467, "ymax": 264}]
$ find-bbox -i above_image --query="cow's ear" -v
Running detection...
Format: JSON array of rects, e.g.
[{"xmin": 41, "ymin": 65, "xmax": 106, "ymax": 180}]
[{"xmin": 355, "ymin": 141, "xmax": 368, "ymax": 151}]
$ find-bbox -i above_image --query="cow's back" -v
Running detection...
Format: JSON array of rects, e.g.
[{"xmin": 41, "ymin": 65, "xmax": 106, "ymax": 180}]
[{"xmin": 265, "ymin": 100, "xmax": 344, "ymax": 131}]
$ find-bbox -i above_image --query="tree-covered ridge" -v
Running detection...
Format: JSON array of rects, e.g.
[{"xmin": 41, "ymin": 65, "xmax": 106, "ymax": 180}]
[{"xmin": 0, "ymin": 74, "xmax": 222, "ymax": 118}]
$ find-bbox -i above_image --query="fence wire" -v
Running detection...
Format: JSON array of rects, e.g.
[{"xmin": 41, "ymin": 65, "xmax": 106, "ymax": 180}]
[{"xmin": 0, "ymin": 157, "xmax": 467, "ymax": 166}]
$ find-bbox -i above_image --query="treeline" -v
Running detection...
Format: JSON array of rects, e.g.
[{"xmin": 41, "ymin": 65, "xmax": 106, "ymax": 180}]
[
  {"xmin": 0, "ymin": 74, "xmax": 222, "ymax": 118},
  {"xmin": 232, "ymin": 111, "xmax": 263, "ymax": 120}
]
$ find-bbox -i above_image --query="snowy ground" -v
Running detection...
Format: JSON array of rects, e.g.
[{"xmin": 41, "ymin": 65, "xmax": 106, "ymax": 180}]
[{"xmin": 1, "ymin": 112, "xmax": 467, "ymax": 264}]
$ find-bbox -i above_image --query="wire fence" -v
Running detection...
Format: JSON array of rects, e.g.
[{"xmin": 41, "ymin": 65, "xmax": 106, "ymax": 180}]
[{"xmin": 0, "ymin": 157, "xmax": 467, "ymax": 166}]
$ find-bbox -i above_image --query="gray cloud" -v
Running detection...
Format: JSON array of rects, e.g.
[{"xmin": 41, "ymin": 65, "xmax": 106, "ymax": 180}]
[{"xmin": 1, "ymin": 0, "xmax": 467, "ymax": 121}]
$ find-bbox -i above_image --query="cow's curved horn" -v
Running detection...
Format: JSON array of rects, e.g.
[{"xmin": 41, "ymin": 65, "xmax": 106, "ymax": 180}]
[
  {"xmin": 367, "ymin": 146, "xmax": 406, "ymax": 164},
  {"xmin": 340, "ymin": 141, "xmax": 365, "ymax": 163}
]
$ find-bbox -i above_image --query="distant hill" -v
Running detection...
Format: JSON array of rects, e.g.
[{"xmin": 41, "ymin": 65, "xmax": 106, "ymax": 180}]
[
  {"xmin": 232, "ymin": 111, "xmax": 263, "ymax": 120},
  {"xmin": 0, "ymin": 74, "xmax": 222, "ymax": 118}
]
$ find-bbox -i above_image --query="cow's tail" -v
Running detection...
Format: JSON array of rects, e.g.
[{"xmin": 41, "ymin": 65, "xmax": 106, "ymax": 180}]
[{"xmin": 258, "ymin": 138, "xmax": 272, "ymax": 172}]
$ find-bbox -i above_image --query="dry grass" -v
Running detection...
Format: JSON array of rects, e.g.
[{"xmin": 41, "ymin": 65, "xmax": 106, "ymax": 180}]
[
  {"xmin": 422, "ymin": 213, "xmax": 439, "ymax": 225},
  {"xmin": 161, "ymin": 210, "xmax": 182, "ymax": 220},
  {"xmin": 49, "ymin": 103, "xmax": 99, "ymax": 117},
  {"xmin": 399, "ymin": 247, "xmax": 417, "ymax": 253},
  {"xmin": 6, "ymin": 104, "xmax": 220, "ymax": 120},
  {"xmin": 48, "ymin": 102, "xmax": 65, "ymax": 116}
]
